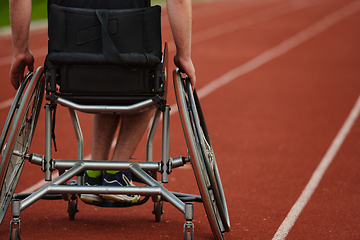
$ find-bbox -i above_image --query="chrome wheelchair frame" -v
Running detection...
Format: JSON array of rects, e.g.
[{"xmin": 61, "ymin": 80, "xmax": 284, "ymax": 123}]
[{"xmin": 0, "ymin": 48, "xmax": 230, "ymax": 240}]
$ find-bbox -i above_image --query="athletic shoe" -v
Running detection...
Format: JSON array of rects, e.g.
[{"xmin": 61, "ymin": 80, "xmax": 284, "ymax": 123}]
[
  {"xmin": 80, "ymin": 170, "xmax": 103, "ymax": 204},
  {"xmin": 101, "ymin": 171, "xmax": 140, "ymax": 203}
]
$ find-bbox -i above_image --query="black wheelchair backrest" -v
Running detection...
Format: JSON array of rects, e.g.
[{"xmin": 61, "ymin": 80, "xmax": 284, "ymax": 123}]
[{"xmin": 45, "ymin": 1, "xmax": 164, "ymax": 104}]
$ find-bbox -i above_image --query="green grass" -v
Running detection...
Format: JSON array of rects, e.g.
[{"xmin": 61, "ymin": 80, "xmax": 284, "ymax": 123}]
[
  {"xmin": 0, "ymin": 0, "xmax": 10, "ymax": 28},
  {"xmin": 0, "ymin": 0, "xmax": 170, "ymax": 28},
  {"xmin": 0, "ymin": 0, "xmax": 48, "ymax": 27}
]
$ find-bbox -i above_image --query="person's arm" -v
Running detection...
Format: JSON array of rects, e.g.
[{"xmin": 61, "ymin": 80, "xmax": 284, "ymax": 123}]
[
  {"xmin": 9, "ymin": 0, "xmax": 34, "ymax": 90},
  {"xmin": 167, "ymin": 0, "xmax": 196, "ymax": 88}
]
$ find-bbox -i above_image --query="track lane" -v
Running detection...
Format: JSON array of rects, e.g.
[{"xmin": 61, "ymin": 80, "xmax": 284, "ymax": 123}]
[
  {"xmin": 0, "ymin": 0, "xmax": 359, "ymax": 239},
  {"xmin": 287, "ymin": 115, "xmax": 360, "ymax": 239}
]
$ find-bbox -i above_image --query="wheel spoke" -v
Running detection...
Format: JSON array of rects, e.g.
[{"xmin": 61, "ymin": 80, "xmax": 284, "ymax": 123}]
[
  {"xmin": 0, "ymin": 68, "xmax": 45, "ymax": 224},
  {"xmin": 174, "ymin": 69, "xmax": 230, "ymax": 239}
]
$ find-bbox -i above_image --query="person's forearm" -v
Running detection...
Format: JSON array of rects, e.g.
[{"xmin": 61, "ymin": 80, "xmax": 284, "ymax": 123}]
[
  {"xmin": 9, "ymin": 0, "xmax": 34, "ymax": 90},
  {"xmin": 167, "ymin": 0, "xmax": 196, "ymax": 87},
  {"xmin": 167, "ymin": 0, "xmax": 192, "ymax": 59},
  {"xmin": 9, "ymin": 0, "xmax": 32, "ymax": 56}
]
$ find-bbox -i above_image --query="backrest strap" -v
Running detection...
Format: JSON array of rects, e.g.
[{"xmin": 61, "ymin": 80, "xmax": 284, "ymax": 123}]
[{"xmin": 96, "ymin": 9, "xmax": 133, "ymax": 69}]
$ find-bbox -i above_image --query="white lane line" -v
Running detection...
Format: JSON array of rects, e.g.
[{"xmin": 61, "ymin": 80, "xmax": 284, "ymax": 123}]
[
  {"xmin": 17, "ymin": 0, "xmax": 360, "ymax": 197},
  {"xmin": 20, "ymin": 154, "xmax": 91, "ymax": 193},
  {"xmin": 0, "ymin": 98, "xmax": 14, "ymax": 110},
  {"xmin": 271, "ymin": 1, "xmax": 360, "ymax": 238},
  {"xmin": 272, "ymin": 95, "xmax": 360, "ymax": 240},
  {"xmin": 197, "ymin": 0, "xmax": 360, "ymax": 99},
  {"xmin": 0, "ymin": 0, "xmax": 311, "ymax": 69},
  {"xmin": 0, "ymin": 55, "xmax": 13, "ymax": 67},
  {"xmin": 1, "ymin": 0, "xmax": 266, "ymax": 66},
  {"xmin": 0, "ymin": 0, "xmax": 319, "ymax": 109},
  {"xmin": 0, "ymin": 48, "xmax": 48, "ymax": 110},
  {"xmin": 167, "ymin": 0, "xmax": 320, "ymax": 53},
  {"xmin": 162, "ymin": 0, "xmax": 280, "ymax": 28},
  {"xmin": 20, "ymin": 172, "xmax": 59, "ymax": 193},
  {"xmin": 190, "ymin": 0, "xmax": 283, "ymax": 23},
  {"xmin": 191, "ymin": 0, "xmax": 319, "ymax": 46},
  {"xmin": 0, "ymin": 46, "xmax": 48, "ymax": 68},
  {"xmin": 0, "ymin": 19, "xmax": 48, "ymax": 38},
  {"xmin": 0, "ymin": 0, "xmax": 279, "ymax": 37}
]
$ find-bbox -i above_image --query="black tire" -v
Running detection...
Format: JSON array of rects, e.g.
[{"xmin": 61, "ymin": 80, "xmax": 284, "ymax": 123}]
[
  {"xmin": 0, "ymin": 73, "xmax": 32, "ymax": 157},
  {"xmin": 190, "ymin": 89, "xmax": 230, "ymax": 233},
  {"xmin": 68, "ymin": 199, "xmax": 77, "ymax": 220},
  {"xmin": 10, "ymin": 228, "xmax": 21, "ymax": 240},
  {"xmin": 154, "ymin": 201, "xmax": 163, "ymax": 222},
  {"xmin": 183, "ymin": 231, "xmax": 193, "ymax": 240},
  {"xmin": 174, "ymin": 69, "xmax": 230, "ymax": 240},
  {"xmin": 0, "ymin": 67, "xmax": 45, "ymax": 224}
]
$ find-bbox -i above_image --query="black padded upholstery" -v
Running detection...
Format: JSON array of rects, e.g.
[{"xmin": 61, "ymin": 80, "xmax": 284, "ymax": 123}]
[{"xmin": 45, "ymin": 1, "xmax": 164, "ymax": 104}]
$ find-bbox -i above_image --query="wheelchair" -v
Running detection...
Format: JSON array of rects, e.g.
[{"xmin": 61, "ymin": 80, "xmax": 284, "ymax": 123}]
[{"xmin": 0, "ymin": 3, "xmax": 230, "ymax": 240}]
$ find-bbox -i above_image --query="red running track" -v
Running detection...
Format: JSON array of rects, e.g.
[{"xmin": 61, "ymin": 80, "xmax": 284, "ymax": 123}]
[{"xmin": 0, "ymin": 0, "xmax": 360, "ymax": 239}]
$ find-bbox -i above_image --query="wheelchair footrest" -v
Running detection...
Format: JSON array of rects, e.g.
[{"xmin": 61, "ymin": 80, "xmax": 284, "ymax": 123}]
[{"xmin": 80, "ymin": 195, "xmax": 151, "ymax": 208}]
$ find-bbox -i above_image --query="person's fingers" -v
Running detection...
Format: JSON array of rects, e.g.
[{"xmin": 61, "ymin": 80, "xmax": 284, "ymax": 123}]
[
  {"xmin": 10, "ymin": 52, "xmax": 34, "ymax": 90},
  {"xmin": 10, "ymin": 62, "xmax": 22, "ymax": 90},
  {"xmin": 27, "ymin": 62, "xmax": 34, "ymax": 72},
  {"xmin": 185, "ymin": 72, "xmax": 196, "ymax": 90},
  {"xmin": 174, "ymin": 55, "xmax": 196, "ymax": 90},
  {"xmin": 27, "ymin": 52, "xmax": 34, "ymax": 72},
  {"xmin": 10, "ymin": 71, "xmax": 22, "ymax": 90}
]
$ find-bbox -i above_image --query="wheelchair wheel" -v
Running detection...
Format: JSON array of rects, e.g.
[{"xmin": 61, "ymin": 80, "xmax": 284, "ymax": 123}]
[
  {"xmin": 68, "ymin": 195, "xmax": 79, "ymax": 220},
  {"xmin": 0, "ymin": 67, "xmax": 45, "ymax": 224},
  {"xmin": 153, "ymin": 201, "xmax": 163, "ymax": 222},
  {"xmin": 174, "ymin": 70, "xmax": 230, "ymax": 239},
  {"xmin": 0, "ymin": 72, "xmax": 32, "ymax": 157},
  {"xmin": 10, "ymin": 229, "xmax": 21, "ymax": 240}
]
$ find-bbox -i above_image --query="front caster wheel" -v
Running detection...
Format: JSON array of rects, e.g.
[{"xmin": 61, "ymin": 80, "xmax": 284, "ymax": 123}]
[
  {"xmin": 68, "ymin": 195, "xmax": 79, "ymax": 220},
  {"xmin": 10, "ymin": 229, "xmax": 21, "ymax": 240},
  {"xmin": 153, "ymin": 201, "xmax": 163, "ymax": 222}
]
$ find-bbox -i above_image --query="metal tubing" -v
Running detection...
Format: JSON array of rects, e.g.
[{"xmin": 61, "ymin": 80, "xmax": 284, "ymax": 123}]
[
  {"xmin": 68, "ymin": 109, "xmax": 84, "ymax": 161},
  {"xmin": 185, "ymin": 202, "xmax": 194, "ymax": 220},
  {"xmin": 146, "ymin": 109, "xmax": 162, "ymax": 203},
  {"xmin": 11, "ymin": 199, "xmax": 21, "ymax": 218},
  {"xmin": 46, "ymin": 185, "xmax": 161, "ymax": 195},
  {"xmin": 56, "ymin": 97, "xmax": 157, "ymax": 114},
  {"xmin": 29, "ymin": 154, "xmax": 187, "ymax": 172},
  {"xmin": 28, "ymin": 153, "xmax": 42, "ymax": 166},
  {"xmin": 20, "ymin": 163, "xmax": 86, "ymax": 211},
  {"xmin": 161, "ymin": 105, "xmax": 170, "ymax": 183},
  {"xmin": 0, "ymin": 69, "xmax": 41, "ymax": 186},
  {"xmin": 29, "ymin": 155, "xmax": 188, "ymax": 171},
  {"xmin": 129, "ymin": 164, "xmax": 185, "ymax": 213},
  {"xmin": 170, "ymin": 156, "xmax": 187, "ymax": 168},
  {"xmin": 146, "ymin": 109, "xmax": 161, "ymax": 162},
  {"xmin": 53, "ymin": 159, "xmax": 160, "ymax": 171},
  {"xmin": 44, "ymin": 104, "xmax": 52, "ymax": 181},
  {"xmin": 12, "ymin": 150, "xmax": 30, "ymax": 160}
]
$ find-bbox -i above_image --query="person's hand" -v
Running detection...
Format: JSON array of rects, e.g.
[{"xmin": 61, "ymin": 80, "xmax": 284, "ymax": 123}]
[
  {"xmin": 174, "ymin": 54, "xmax": 196, "ymax": 90},
  {"xmin": 10, "ymin": 50, "xmax": 34, "ymax": 90}
]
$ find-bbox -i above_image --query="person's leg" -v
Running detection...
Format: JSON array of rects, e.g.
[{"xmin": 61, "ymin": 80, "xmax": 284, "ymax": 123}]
[
  {"xmin": 81, "ymin": 114, "xmax": 120, "ymax": 204},
  {"xmin": 91, "ymin": 114, "xmax": 121, "ymax": 160},
  {"xmin": 111, "ymin": 109, "xmax": 155, "ymax": 161},
  {"xmin": 102, "ymin": 109, "xmax": 155, "ymax": 202}
]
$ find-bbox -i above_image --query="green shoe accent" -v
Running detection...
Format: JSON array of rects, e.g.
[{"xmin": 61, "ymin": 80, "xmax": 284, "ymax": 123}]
[
  {"xmin": 106, "ymin": 170, "xmax": 120, "ymax": 175},
  {"xmin": 86, "ymin": 170, "xmax": 102, "ymax": 178}
]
